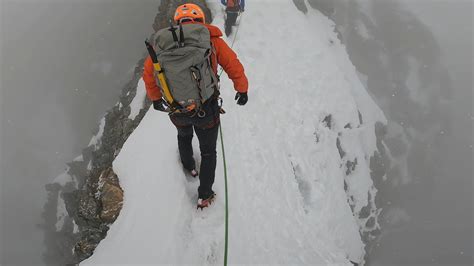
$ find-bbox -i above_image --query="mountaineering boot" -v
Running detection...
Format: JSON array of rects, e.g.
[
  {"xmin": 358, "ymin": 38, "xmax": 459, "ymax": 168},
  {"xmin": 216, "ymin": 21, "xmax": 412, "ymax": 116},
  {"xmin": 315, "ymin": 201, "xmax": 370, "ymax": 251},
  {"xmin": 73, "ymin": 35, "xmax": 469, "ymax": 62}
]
[{"xmin": 197, "ymin": 193, "xmax": 216, "ymax": 210}]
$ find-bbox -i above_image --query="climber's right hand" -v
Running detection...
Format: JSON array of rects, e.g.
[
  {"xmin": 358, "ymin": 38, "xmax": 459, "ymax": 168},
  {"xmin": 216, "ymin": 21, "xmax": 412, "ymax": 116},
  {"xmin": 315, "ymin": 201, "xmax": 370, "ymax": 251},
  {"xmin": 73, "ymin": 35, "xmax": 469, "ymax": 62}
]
[
  {"xmin": 153, "ymin": 99, "xmax": 170, "ymax": 112},
  {"xmin": 235, "ymin": 92, "xmax": 248, "ymax": 106}
]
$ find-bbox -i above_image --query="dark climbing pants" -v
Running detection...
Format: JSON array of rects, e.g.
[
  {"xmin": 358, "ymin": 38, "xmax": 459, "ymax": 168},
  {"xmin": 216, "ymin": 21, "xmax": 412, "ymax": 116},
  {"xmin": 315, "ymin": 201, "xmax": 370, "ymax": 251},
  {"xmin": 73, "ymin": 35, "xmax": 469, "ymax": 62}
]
[
  {"xmin": 225, "ymin": 6, "xmax": 240, "ymax": 36},
  {"xmin": 169, "ymin": 99, "xmax": 220, "ymax": 199}
]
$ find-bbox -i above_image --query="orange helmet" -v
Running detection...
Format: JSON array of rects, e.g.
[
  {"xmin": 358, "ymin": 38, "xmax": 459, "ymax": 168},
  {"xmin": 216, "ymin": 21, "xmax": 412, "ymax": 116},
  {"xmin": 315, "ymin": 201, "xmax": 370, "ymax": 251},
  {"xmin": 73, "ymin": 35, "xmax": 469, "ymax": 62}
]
[{"xmin": 174, "ymin": 3, "xmax": 205, "ymax": 23}]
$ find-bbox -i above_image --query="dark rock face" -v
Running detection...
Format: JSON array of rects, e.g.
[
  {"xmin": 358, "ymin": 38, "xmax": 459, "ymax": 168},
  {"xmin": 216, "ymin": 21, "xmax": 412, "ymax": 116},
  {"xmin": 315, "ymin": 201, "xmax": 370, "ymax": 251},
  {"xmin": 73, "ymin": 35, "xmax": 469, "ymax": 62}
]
[
  {"xmin": 336, "ymin": 137, "xmax": 346, "ymax": 158},
  {"xmin": 346, "ymin": 158, "xmax": 358, "ymax": 175},
  {"xmin": 42, "ymin": 183, "xmax": 80, "ymax": 265},
  {"xmin": 41, "ymin": 0, "xmax": 212, "ymax": 264},
  {"xmin": 292, "ymin": 0, "xmax": 309, "ymax": 14},
  {"xmin": 78, "ymin": 190, "xmax": 99, "ymax": 221}
]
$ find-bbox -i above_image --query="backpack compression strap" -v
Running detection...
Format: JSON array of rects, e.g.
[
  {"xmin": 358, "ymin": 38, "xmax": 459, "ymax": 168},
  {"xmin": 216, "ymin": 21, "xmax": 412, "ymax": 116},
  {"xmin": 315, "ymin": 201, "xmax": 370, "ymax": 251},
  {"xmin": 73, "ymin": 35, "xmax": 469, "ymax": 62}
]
[{"xmin": 208, "ymin": 44, "xmax": 220, "ymax": 98}]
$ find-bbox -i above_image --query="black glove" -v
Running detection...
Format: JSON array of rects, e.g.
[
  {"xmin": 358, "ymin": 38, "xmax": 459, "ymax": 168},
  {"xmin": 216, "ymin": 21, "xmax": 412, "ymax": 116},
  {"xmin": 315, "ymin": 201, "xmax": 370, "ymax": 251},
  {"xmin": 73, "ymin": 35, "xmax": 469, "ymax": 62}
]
[
  {"xmin": 235, "ymin": 92, "xmax": 248, "ymax": 105},
  {"xmin": 153, "ymin": 99, "xmax": 170, "ymax": 112}
]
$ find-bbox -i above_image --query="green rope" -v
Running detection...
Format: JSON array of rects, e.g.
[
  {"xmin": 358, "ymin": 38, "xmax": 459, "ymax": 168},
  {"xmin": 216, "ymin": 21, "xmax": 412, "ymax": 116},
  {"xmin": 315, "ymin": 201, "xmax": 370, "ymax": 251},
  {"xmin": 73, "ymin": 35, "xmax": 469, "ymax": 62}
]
[
  {"xmin": 219, "ymin": 11, "xmax": 244, "ymax": 266},
  {"xmin": 219, "ymin": 124, "xmax": 229, "ymax": 266},
  {"xmin": 229, "ymin": 12, "xmax": 243, "ymax": 49}
]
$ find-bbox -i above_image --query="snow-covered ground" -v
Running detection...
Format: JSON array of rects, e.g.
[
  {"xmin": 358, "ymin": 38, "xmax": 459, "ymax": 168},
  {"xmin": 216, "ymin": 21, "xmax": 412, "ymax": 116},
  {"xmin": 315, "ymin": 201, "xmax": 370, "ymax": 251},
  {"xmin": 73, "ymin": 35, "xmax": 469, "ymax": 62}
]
[
  {"xmin": 82, "ymin": 0, "xmax": 385, "ymax": 265},
  {"xmin": 128, "ymin": 79, "xmax": 147, "ymax": 120}
]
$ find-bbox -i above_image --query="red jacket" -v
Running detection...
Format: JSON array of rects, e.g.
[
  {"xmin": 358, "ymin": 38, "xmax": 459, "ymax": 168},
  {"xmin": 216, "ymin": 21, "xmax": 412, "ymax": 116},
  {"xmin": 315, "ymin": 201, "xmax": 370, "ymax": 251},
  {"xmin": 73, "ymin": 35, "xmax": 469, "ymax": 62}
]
[{"xmin": 143, "ymin": 23, "xmax": 248, "ymax": 102}]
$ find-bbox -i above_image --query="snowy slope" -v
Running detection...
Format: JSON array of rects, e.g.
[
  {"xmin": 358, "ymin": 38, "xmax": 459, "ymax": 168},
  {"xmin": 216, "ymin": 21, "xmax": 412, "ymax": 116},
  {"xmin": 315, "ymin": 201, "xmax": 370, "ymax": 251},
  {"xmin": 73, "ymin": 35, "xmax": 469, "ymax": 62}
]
[{"xmin": 82, "ymin": 0, "xmax": 385, "ymax": 265}]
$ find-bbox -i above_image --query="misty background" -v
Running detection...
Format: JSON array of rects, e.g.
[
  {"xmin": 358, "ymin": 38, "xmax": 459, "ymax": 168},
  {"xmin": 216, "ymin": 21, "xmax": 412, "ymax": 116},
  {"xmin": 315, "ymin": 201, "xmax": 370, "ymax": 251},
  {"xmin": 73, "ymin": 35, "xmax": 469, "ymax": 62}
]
[
  {"xmin": 1, "ymin": 0, "xmax": 472, "ymax": 265},
  {"xmin": 321, "ymin": 0, "xmax": 472, "ymax": 264},
  {"xmin": 1, "ymin": 0, "xmax": 159, "ymax": 264}
]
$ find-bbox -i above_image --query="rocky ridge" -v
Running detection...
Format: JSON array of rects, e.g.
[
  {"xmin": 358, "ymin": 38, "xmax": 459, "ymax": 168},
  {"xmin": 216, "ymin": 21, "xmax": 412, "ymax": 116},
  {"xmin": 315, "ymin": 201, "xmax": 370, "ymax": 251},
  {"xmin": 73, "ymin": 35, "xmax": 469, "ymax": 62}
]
[{"xmin": 42, "ymin": 1, "xmax": 212, "ymax": 264}]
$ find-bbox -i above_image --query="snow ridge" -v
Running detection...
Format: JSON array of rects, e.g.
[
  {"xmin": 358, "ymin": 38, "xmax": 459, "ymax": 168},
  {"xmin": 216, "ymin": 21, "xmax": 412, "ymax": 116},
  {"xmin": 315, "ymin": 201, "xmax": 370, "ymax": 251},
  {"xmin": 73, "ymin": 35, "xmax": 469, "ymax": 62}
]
[{"xmin": 82, "ymin": 1, "xmax": 385, "ymax": 265}]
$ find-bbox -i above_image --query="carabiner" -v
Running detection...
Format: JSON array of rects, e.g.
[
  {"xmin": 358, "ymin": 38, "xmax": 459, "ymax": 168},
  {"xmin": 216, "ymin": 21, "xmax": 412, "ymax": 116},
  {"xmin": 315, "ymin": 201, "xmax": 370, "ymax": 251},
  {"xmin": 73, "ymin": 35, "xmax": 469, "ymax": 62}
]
[{"xmin": 197, "ymin": 109, "xmax": 206, "ymax": 118}]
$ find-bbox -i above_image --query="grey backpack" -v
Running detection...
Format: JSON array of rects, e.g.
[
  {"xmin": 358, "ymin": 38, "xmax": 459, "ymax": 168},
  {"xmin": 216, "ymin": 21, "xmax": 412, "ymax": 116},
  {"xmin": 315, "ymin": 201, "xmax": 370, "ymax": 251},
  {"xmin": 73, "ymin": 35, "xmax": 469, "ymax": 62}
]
[{"xmin": 152, "ymin": 23, "xmax": 219, "ymax": 112}]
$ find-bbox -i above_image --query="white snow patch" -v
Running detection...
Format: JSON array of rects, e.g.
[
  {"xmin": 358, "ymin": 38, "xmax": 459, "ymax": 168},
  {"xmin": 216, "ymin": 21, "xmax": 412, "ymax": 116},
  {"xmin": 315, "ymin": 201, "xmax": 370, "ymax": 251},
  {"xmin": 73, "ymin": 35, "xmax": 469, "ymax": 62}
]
[
  {"xmin": 94, "ymin": 173, "xmax": 107, "ymax": 200},
  {"xmin": 73, "ymin": 219, "xmax": 79, "ymax": 234},
  {"xmin": 73, "ymin": 155, "xmax": 84, "ymax": 162},
  {"xmin": 53, "ymin": 170, "xmax": 73, "ymax": 187},
  {"xmin": 128, "ymin": 78, "xmax": 147, "ymax": 120},
  {"xmin": 55, "ymin": 192, "xmax": 67, "ymax": 231},
  {"xmin": 72, "ymin": 174, "xmax": 79, "ymax": 189},
  {"xmin": 88, "ymin": 117, "xmax": 106, "ymax": 148}
]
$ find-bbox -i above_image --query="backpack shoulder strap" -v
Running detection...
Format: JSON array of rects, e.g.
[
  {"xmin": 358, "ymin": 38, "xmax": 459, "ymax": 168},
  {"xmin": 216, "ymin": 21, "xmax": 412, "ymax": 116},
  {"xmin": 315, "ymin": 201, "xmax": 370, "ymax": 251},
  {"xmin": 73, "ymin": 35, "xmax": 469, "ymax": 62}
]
[{"xmin": 209, "ymin": 42, "xmax": 220, "ymax": 96}]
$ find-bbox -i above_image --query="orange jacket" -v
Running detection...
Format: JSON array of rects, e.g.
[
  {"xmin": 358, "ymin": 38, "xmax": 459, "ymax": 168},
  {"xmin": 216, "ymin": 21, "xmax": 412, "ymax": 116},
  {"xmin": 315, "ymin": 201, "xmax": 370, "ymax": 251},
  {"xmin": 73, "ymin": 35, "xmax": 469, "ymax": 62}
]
[{"xmin": 143, "ymin": 23, "xmax": 248, "ymax": 102}]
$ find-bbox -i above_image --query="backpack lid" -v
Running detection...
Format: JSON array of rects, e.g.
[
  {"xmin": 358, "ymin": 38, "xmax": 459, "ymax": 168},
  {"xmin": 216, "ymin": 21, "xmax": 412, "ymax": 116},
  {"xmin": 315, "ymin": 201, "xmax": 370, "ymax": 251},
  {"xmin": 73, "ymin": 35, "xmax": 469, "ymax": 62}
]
[{"xmin": 154, "ymin": 23, "xmax": 210, "ymax": 52}]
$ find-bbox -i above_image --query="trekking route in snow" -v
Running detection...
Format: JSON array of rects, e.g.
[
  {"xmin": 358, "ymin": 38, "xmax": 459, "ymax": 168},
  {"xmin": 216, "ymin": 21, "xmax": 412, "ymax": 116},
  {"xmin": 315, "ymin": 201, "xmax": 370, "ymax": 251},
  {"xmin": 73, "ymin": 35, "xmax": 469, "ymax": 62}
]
[{"xmin": 82, "ymin": 0, "xmax": 385, "ymax": 265}]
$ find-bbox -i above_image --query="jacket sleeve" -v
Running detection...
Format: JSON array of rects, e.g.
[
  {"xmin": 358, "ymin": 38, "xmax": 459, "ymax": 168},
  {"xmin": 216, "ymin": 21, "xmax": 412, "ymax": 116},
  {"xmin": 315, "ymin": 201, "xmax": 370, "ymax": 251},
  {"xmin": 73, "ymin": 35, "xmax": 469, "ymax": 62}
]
[
  {"xmin": 213, "ymin": 38, "xmax": 248, "ymax": 93},
  {"xmin": 143, "ymin": 56, "xmax": 163, "ymax": 101}
]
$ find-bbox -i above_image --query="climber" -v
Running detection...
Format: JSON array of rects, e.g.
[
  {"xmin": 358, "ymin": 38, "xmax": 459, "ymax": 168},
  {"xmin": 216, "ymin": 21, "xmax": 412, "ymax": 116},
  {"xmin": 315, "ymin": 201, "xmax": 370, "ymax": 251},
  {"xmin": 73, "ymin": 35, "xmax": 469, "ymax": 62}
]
[
  {"xmin": 221, "ymin": 0, "xmax": 245, "ymax": 36},
  {"xmin": 143, "ymin": 3, "xmax": 248, "ymax": 209}
]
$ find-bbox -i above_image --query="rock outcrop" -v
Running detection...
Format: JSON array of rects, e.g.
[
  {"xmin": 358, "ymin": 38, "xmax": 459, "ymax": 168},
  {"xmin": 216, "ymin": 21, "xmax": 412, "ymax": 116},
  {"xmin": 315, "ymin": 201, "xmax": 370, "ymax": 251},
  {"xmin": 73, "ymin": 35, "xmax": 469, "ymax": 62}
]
[{"xmin": 41, "ymin": 0, "xmax": 212, "ymax": 264}]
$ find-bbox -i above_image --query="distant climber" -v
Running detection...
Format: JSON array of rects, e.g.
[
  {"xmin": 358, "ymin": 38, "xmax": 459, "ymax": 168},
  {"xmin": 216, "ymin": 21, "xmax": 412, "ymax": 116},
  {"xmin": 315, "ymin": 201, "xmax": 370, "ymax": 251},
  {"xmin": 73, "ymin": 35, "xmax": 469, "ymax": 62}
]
[
  {"xmin": 221, "ymin": 0, "xmax": 245, "ymax": 36},
  {"xmin": 143, "ymin": 3, "xmax": 248, "ymax": 209}
]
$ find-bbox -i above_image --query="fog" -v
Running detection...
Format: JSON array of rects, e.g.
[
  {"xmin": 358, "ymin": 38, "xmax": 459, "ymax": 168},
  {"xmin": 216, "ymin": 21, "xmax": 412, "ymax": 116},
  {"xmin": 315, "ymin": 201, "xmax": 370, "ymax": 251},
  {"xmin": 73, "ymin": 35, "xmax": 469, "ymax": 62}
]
[
  {"xmin": 367, "ymin": 1, "xmax": 473, "ymax": 264},
  {"xmin": 1, "ymin": 0, "xmax": 159, "ymax": 264},
  {"xmin": 302, "ymin": 0, "xmax": 472, "ymax": 264},
  {"xmin": 1, "ymin": 0, "xmax": 472, "ymax": 265}
]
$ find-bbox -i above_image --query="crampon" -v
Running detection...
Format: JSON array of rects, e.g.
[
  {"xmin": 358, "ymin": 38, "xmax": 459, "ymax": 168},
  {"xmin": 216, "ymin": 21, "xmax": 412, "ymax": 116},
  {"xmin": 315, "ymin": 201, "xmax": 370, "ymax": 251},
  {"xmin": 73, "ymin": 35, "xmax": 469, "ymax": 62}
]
[{"xmin": 197, "ymin": 193, "xmax": 216, "ymax": 210}]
